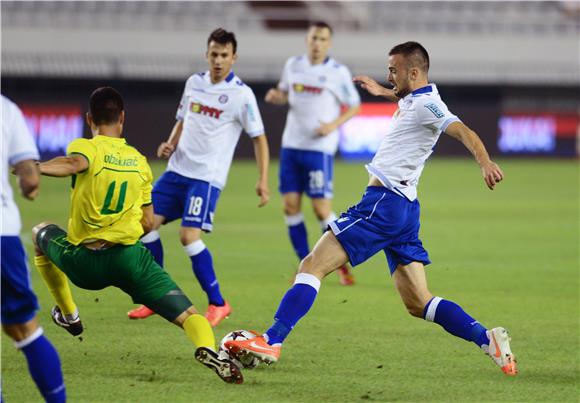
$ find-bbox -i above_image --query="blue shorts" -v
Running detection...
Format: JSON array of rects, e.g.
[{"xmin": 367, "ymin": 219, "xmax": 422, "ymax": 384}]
[
  {"xmin": 152, "ymin": 171, "xmax": 221, "ymax": 232},
  {"xmin": 1, "ymin": 236, "xmax": 39, "ymax": 325},
  {"xmin": 279, "ymin": 148, "xmax": 334, "ymax": 199},
  {"xmin": 329, "ymin": 186, "xmax": 431, "ymax": 274}
]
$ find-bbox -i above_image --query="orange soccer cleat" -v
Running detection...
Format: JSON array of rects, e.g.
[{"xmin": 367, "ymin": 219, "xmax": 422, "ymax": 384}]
[
  {"xmin": 205, "ymin": 301, "xmax": 231, "ymax": 327},
  {"xmin": 337, "ymin": 265, "xmax": 355, "ymax": 286},
  {"xmin": 127, "ymin": 305, "xmax": 156, "ymax": 320},
  {"xmin": 487, "ymin": 327, "xmax": 518, "ymax": 376},
  {"xmin": 225, "ymin": 334, "xmax": 281, "ymax": 365}
]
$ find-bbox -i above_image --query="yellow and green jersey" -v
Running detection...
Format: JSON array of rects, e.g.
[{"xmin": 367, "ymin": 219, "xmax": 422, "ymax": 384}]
[{"xmin": 66, "ymin": 135, "xmax": 153, "ymax": 245}]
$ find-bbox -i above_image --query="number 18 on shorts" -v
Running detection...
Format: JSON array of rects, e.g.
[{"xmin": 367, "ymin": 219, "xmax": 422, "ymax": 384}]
[{"xmin": 152, "ymin": 171, "xmax": 221, "ymax": 232}]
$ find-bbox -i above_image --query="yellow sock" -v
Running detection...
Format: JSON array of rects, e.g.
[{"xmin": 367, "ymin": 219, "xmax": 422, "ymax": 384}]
[
  {"xmin": 183, "ymin": 314, "xmax": 216, "ymax": 350},
  {"xmin": 34, "ymin": 255, "xmax": 77, "ymax": 316}
]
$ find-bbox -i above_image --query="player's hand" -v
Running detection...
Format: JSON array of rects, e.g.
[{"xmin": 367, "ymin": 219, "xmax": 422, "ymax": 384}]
[
  {"xmin": 316, "ymin": 121, "xmax": 337, "ymax": 136},
  {"xmin": 256, "ymin": 180, "xmax": 270, "ymax": 207},
  {"xmin": 480, "ymin": 160, "xmax": 504, "ymax": 190},
  {"xmin": 353, "ymin": 75, "xmax": 384, "ymax": 95},
  {"xmin": 264, "ymin": 88, "xmax": 287, "ymax": 105},
  {"xmin": 157, "ymin": 142, "xmax": 175, "ymax": 159}
]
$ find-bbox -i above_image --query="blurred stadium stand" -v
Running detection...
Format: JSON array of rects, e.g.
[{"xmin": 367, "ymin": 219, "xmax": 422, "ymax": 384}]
[
  {"xmin": 2, "ymin": 1, "xmax": 579, "ymax": 84},
  {"xmin": 1, "ymin": 1, "xmax": 578, "ymax": 160}
]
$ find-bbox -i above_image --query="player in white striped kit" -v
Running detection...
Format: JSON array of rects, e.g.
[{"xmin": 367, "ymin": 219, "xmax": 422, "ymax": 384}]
[
  {"xmin": 227, "ymin": 42, "xmax": 517, "ymax": 377},
  {"xmin": 265, "ymin": 21, "xmax": 360, "ymax": 285},
  {"xmin": 128, "ymin": 28, "xmax": 270, "ymax": 326}
]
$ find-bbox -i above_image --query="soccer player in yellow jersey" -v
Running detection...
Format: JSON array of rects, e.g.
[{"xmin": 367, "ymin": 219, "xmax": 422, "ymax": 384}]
[{"xmin": 31, "ymin": 87, "xmax": 243, "ymax": 384}]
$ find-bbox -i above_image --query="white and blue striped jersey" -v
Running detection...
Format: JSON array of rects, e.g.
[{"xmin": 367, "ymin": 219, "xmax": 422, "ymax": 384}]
[
  {"xmin": 366, "ymin": 84, "xmax": 460, "ymax": 201},
  {"xmin": 169, "ymin": 70, "xmax": 265, "ymax": 189},
  {"xmin": 279, "ymin": 55, "xmax": 360, "ymax": 155},
  {"xmin": 1, "ymin": 95, "xmax": 40, "ymax": 236}
]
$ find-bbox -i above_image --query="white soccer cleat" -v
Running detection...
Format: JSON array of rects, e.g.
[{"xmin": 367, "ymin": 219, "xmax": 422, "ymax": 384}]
[{"xmin": 486, "ymin": 327, "xmax": 518, "ymax": 376}]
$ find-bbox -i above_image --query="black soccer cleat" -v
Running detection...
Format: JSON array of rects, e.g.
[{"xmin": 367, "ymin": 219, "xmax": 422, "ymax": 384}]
[
  {"xmin": 51, "ymin": 305, "xmax": 84, "ymax": 336},
  {"xmin": 195, "ymin": 347, "xmax": 243, "ymax": 384}
]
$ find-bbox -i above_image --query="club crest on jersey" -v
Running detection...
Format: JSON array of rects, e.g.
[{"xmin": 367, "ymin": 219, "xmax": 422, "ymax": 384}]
[
  {"xmin": 190, "ymin": 102, "xmax": 223, "ymax": 119},
  {"xmin": 293, "ymin": 83, "xmax": 323, "ymax": 95},
  {"xmin": 218, "ymin": 94, "xmax": 229, "ymax": 104}
]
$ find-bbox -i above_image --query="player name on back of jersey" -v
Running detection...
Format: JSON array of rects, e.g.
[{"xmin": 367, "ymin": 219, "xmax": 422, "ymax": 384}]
[{"xmin": 104, "ymin": 154, "xmax": 138, "ymax": 167}]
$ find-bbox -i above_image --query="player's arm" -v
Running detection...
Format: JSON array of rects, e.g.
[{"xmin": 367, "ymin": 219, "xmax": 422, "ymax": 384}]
[
  {"xmin": 353, "ymin": 75, "xmax": 399, "ymax": 102},
  {"xmin": 445, "ymin": 121, "xmax": 504, "ymax": 190},
  {"xmin": 316, "ymin": 104, "xmax": 361, "ymax": 136},
  {"xmin": 157, "ymin": 120, "xmax": 183, "ymax": 159},
  {"xmin": 12, "ymin": 159, "xmax": 40, "ymax": 200},
  {"xmin": 252, "ymin": 134, "xmax": 270, "ymax": 207},
  {"xmin": 38, "ymin": 154, "xmax": 89, "ymax": 177},
  {"xmin": 264, "ymin": 88, "xmax": 288, "ymax": 105},
  {"xmin": 140, "ymin": 204, "xmax": 155, "ymax": 233}
]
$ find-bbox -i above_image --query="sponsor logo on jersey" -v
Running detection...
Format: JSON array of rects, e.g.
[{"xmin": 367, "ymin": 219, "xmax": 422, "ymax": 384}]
[
  {"xmin": 293, "ymin": 83, "xmax": 323, "ymax": 95},
  {"xmin": 424, "ymin": 103, "xmax": 445, "ymax": 118},
  {"xmin": 190, "ymin": 102, "xmax": 223, "ymax": 119}
]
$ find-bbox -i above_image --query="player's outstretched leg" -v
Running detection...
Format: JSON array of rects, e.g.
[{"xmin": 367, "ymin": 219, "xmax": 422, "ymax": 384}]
[
  {"xmin": 32, "ymin": 224, "xmax": 83, "ymax": 336},
  {"xmin": 173, "ymin": 307, "xmax": 242, "ymax": 383},
  {"xmin": 394, "ymin": 263, "xmax": 517, "ymax": 376},
  {"xmin": 225, "ymin": 272, "xmax": 321, "ymax": 364},
  {"xmin": 136, "ymin": 258, "xmax": 243, "ymax": 383},
  {"xmin": 424, "ymin": 297, "xmax": 518, "ymax": 375},
  {"xmin": 226, "ymin": 232, "xmax": 348, "ymax": 364}
]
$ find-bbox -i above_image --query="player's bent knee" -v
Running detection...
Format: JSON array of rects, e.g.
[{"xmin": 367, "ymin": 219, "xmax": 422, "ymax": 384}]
[
  {"xmin": 298, "ymin": 253, "xmax": 329, "ymax": 279},
  {"xmin": 179, "ymin": 228, "xmax": 202, "ymax": 246},
  {"xmin": 2, "ymin": 318, "xmax": 39, "ymax": 342},
  {"xmin": 31, "ymin": 222, "xmax": 52, "ymax": 245}
]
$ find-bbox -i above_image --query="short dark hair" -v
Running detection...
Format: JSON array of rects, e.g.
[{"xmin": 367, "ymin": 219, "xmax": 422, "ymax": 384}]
[
  {"xmin": 89, "ymin": 87, "xmax": 124, "ymax": 125},
  {"xmin": 207, "ymin": 28, "xmax": 237, "ymax": 54},
  {"xmin": 389, "ymin": 41, "xmax": 430, "ymax": 72},
  {"xmin": 309, "ymin": 21, "xmax": 333, "ymax": 35}
]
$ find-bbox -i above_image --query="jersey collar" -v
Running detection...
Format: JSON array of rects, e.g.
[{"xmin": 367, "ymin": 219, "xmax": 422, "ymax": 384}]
[
  {"xmin": 204, "ymin": 70, "xmax": 235, "ymax": 85},
  {"xmin": 411, "ymin": 84, "xmax": 433, "ymax": 96}
]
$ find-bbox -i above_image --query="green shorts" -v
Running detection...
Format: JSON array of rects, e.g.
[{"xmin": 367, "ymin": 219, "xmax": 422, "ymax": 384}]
[{"xmin": 37, "ymin": 224, "xmax": 192, "ymax": 321}]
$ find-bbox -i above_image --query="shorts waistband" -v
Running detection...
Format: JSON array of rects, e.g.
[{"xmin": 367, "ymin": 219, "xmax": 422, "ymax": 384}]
[{"xmin": 82, "ymin": 239, "xmax": 117, "ymax": 251}]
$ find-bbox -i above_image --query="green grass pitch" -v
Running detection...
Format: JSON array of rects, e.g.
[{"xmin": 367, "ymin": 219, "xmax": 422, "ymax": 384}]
[{"xmin": 2, "ymin": 158, "xmax": 578, "ymax": 402}]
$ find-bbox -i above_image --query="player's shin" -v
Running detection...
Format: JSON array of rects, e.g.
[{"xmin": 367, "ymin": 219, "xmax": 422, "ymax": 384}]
[
  {"xmin": 34, "ymin": 256, "xmax": 78, "ymax": 320},
  {"xmin": 15, "ymin": 327, "xmax": 66, "ymax": 403},
  {"xmin": 265, "ymin": 273, "xmax": 321, "ymax": 345},
  {"xmin": 185, "ymin": 240, "xmax": 225, "ymax": 306},
  {"xmin": 423, "ymin": 297, "xmax": 490, "ymax": 348},
  {"xmin": 183, "ymin": 313, "xmax": 216, "ymax": 351}
]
